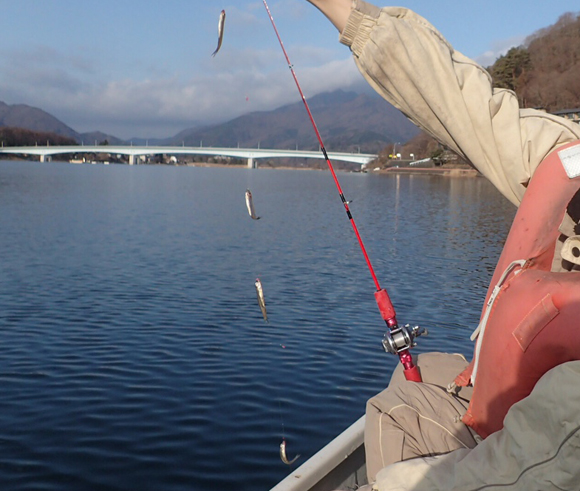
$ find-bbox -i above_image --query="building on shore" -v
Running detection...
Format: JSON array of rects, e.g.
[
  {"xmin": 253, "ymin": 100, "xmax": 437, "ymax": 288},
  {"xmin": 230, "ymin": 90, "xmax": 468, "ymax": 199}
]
[{"xmin": 552, "ymin": 108, "xmax": 580, "ymax": 125}]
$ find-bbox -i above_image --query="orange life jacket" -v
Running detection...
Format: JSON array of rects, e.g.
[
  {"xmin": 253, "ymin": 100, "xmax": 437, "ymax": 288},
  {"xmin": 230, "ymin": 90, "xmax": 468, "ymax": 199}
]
[{"xmin": 455, "ymin": 140, "xmax": 580, "ymax": 439}]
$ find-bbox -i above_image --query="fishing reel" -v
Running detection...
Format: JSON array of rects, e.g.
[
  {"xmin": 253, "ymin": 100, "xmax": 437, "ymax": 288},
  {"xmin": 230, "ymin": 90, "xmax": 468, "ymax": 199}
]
[{"xmin": 382, "ymin": 324, "xmax": 427, "ymax": 355}]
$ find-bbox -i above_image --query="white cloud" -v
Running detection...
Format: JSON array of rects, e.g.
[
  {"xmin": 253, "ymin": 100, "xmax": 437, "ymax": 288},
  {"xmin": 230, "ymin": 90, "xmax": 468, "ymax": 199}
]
[
  {"xmin": 0, "ymin": 40, "xmax": 364, "ymax": 139},
  {"xmin": 474, "ymin": 35, "xmax": 526, "ymax": 67}
]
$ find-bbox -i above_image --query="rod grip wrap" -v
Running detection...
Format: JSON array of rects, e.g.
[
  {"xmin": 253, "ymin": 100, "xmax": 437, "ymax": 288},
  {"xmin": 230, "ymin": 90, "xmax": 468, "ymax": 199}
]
[
  {"xmin": 374, "ymin": 288, "xmax": 396, "ymax": 322},
  {"xmin": 404, "ymin": 365, "xmax": 422, "ymax": 382}
]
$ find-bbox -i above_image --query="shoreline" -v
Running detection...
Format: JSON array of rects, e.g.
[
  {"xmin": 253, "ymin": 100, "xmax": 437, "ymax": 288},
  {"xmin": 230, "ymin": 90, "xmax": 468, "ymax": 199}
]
[
  {"xmin": 377, "ymin": 166, "xmax": 479, "ymax": 177},
  {"xmin": 184, "ymin": 162, "xmax": 323, "ymax": 171},
  {"xmin": 1, "ymin": 158, "xmax": 479, "ymax": 177},
  {"xmin": 185, "ymin": 162, "xmax": 480, "ymax": 177}
]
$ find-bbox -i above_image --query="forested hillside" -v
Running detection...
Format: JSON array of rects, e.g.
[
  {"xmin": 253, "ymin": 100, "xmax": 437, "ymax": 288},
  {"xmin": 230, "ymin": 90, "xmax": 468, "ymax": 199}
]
[
  {"xmin": 0, "ymin": 127, "xmax": 76, "ymax": 147},
  {"xmin": 489, "ymin": 11, "xmax": 580, "ymax": 111}
]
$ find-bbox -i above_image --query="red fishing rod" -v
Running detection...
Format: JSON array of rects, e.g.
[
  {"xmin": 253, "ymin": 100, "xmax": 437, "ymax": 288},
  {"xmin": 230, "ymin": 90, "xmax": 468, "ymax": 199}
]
[{"xmin": 262, "ymin": 0, "xmax": 424, "ymax": 382}]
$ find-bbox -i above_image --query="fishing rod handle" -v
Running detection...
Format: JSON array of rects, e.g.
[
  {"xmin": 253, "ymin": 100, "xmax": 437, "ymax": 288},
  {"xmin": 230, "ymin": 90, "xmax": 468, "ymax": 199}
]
[
  {"xmin": 374, "ymin": 288, "xmax": 396, "ymax": 326},
  {"xmin": 400, "ymin": 350, "xmax": 422, "ymax": 382},
  {"xmin": 376, "ymin": 288, "xmax": 423, "ymax": 382}
]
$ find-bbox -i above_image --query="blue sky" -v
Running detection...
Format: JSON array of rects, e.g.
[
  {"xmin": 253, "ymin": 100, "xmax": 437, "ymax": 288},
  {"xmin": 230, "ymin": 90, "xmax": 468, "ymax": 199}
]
[{"xmin": 0, "ymin": 0, "xmax": 577, "ymax": 139}]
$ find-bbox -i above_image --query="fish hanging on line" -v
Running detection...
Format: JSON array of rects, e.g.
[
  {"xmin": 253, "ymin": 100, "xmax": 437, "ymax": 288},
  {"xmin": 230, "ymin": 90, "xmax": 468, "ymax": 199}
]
[
  {"xmin": 255, "ymin": 278, "xmax": 268, "ymax": 323},
  {"xmin": 280, "ymin": 438, "xmax": 300, "ymax": 465},
  {"xmin": 211, "ymin": 10, "xmax": 226, "ymax": 57},
  {"xmin": 245, "ymin": 189, "xmax": 261, "ymax": 220}
]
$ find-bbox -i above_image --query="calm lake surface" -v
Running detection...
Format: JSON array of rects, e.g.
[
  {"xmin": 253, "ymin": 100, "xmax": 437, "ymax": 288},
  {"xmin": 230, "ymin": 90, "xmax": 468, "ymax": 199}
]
[{"xmin": 0, "ymin": 160, "xmax": 515, "ymax": 490}]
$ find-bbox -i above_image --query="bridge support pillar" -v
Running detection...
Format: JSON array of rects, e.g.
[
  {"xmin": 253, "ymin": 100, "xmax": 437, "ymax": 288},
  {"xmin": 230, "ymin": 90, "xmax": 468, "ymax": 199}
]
[
  {"xmin": 247, "ymin": 157, "xmax": 256, "ymax": 169},
  {"xmin": 129, "ymin": 155, "xmax": 135, "ymax": 165},
  {"xmin": 40, "ymin": 154, "xmax": 45, "ymax": 162}
]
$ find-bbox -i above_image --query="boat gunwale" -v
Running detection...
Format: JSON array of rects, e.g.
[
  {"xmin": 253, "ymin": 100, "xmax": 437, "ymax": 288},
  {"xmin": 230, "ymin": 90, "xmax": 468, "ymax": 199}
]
[{"xmin": 270, "ymin": 415, "xmax": 367, "ymax": 491}]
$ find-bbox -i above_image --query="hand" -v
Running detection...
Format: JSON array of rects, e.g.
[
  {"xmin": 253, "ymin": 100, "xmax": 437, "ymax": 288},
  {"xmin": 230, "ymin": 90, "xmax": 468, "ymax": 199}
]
[{"xmin": 306, "ymin": 0, "xmax": 353, "ymax": 33}]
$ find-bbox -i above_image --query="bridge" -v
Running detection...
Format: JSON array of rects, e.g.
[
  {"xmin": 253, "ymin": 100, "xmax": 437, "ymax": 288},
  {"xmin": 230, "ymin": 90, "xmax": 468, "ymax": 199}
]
[{"xmin": 0, "ymin": 144, "xmax": 377, "ymax": 168}]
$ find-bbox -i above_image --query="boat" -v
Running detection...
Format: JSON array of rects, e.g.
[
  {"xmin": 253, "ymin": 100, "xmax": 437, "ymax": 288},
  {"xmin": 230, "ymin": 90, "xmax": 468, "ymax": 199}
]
[{"xmin": 271, "ymin": 416, "xmax": 368, "ymax": 491}]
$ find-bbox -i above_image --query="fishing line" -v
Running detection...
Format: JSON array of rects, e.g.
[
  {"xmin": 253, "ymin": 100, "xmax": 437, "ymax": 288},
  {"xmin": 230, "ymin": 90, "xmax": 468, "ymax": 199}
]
[
  {"xmin": 243, "ymin": 184, "xmax": 292, "ymax": 457},
  {"xmin": 263, "ymin": 0, "xmax": 379, "ymax": 291},
  {"xmin": 278, "ymin": 399, "xmax": 285, "ymax": 438},
  {"xmin": 262, "ymin": 0, "xmax": 422, "ymax": 382}
]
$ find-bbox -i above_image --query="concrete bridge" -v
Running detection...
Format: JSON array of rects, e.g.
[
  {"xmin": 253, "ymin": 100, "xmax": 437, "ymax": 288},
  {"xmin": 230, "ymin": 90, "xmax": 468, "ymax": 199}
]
[{"xmin": 0, "ymin": 144, "xmax": 377, "ymax": 168}]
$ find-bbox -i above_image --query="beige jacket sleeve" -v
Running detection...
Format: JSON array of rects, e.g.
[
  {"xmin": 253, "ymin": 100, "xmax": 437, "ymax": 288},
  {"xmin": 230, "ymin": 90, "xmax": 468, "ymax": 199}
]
[
  {"xmin": 372, "ymin": 361, "xmax": 580, "ymax": 491},
  {"xmin": 339, "ymin": 1, "xmax": 580, "ymax": 206}
]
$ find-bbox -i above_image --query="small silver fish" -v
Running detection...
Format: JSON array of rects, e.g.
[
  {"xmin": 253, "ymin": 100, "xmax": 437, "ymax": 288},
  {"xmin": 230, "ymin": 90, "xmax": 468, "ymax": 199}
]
[
  {"xmin": 255, "ymin": 278, "xmax": 268, "ymax": 323},
  {"xmin": 212, "ymin": 10, "xmax": 226, "ymax": 57},
  {"xmin": 280, "ymin": 439, "xmax": 299, "ymax": 465},
  {"xmin": 245, "ymin": 189, "xmax": 261, "ymax": 220}
]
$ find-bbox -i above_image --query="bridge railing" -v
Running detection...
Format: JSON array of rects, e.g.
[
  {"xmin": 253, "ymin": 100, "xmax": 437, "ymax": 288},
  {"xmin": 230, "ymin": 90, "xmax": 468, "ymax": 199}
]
[{"xmin": 0, "ymin": 145, "xmax": 377, "ymax": 166}]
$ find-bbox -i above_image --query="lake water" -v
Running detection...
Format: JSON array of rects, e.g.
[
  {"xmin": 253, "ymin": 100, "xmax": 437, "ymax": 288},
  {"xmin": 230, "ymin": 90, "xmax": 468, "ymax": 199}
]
[{"xmin": 0, "ymin": 160, "xmax": 515, "ymax": 490}]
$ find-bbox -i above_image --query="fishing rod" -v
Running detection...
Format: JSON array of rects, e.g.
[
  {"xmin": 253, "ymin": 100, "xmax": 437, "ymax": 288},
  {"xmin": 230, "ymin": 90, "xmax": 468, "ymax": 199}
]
[{"xmin": 262, "ymin": 0, "xmax": 423, "ymax": 382}]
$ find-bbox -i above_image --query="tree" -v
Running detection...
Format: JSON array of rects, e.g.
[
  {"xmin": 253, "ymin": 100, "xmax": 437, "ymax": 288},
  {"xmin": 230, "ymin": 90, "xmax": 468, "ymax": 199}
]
[
  {"xmin": 430, "ymin": 148, "xmax": 445, "ymax": 166},
  {"xmin": 490, "ymin": 47, "xmax": 531, "ymax": 96},
  {"xmin": 0, "ymin": 127, "xmax": 76, "ymax": 147},
  {"xmin": 489, "ymin": 11, "xmax": 580, "ymax": 111}
]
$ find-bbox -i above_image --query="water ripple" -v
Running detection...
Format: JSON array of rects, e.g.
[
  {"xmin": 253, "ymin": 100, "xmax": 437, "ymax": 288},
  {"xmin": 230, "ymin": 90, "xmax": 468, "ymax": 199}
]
[{"xmin": 0, "ymin": 161, "xmax": 515, "ymax": 490}]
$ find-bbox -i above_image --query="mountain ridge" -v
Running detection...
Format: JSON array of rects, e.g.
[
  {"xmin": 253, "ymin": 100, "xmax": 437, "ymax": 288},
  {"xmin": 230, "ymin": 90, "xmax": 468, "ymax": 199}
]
[
  {"xmin": 0, "ymin": 101, "xmax": 125, "ymax": 145},
  {"xmin": 0, "ymin": 90, "xmax": 419, "ymax": 153},
  {"xmin": 168, "ymin": 90, "xmax": 419, "ymax": 153}
]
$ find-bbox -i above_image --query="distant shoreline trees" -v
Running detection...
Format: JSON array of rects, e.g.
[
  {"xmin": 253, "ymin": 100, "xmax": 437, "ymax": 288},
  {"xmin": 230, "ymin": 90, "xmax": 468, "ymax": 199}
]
[{"xmin": 0, "ymin": 127, "xmax": 76, "ymax": 147}]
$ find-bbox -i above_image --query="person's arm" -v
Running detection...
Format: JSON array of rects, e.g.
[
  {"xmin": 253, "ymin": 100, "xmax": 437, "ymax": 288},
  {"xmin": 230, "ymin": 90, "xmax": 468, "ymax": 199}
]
[
  {"xmin": 307, "ymin": 0, "xmax": 580, "ymax": 206},
  {"xmin": 306, "ymin": 0, "xmax": 352, "ymax": 33}
]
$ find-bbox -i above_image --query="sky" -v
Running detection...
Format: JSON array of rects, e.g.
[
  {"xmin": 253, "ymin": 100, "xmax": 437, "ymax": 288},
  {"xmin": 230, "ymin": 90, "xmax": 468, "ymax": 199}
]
[{"xmin": 0, "ymin": 0, "xmax": 577, "ymax": 140}]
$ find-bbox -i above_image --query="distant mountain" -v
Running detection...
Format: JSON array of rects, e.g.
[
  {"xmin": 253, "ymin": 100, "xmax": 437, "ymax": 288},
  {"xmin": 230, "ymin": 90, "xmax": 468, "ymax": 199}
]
[
  {"xmin": 0, "ymin": 101, "xmax": 80, "ymax": 140},
  {"xmin": 0, "ymin": 90, "xmax": 420, "ymax": 153},
  {"xmin": 78, "ymin": 131, "xmax": 125, "ymax": 146},
  {"xmin": 128, "ymin": 136, "xmax": 172, "ymax": 146},
  {"xmin": 0, "ymin": 101, "xmax": 123, "ymax": 145},
  {"xmin": 168, "ymin": 90, "xmax": 420, "ymax": 153},
  {"xmin": 0, "ymin": 126, "xmax": 77, "ymax": 147}
]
